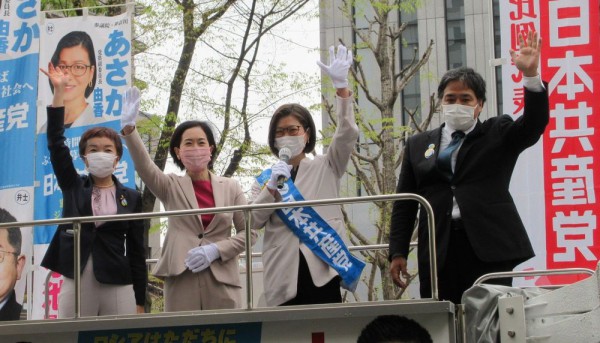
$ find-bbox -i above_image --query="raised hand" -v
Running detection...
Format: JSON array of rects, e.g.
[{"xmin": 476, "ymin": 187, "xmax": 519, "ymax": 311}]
[
  {"xmin": 40, "ymin": 62, "xmax": 69, "ymax": 93},
  {"xmin": 317, "ymin": 44, "xmax": 353, "ymax": 89},
  {"xmin": 509, "ymin": 30, "xmax": 541, "ymax": 77},
  {"xmin": 121, "ymin": 86, "xmax": 141, "ymax": 129}
]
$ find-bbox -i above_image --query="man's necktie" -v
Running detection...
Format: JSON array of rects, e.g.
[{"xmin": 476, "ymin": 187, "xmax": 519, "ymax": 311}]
[{"xmin": 437, "ymin": 130, "xmax": 465, "ymax": 180}]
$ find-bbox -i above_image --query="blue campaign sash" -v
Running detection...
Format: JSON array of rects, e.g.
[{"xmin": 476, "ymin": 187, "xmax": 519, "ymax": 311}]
[{"xmin": 257, "ymin": 169, "xmax": 365, "ymax": 291}]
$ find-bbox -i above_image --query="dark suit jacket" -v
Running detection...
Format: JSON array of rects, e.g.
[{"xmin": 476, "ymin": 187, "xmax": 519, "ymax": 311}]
[
  {"xmin": 0, "ymin": 290, "xmax": 22, "ymax": 321},
  {"xmin": 389, "ymin": 86, "xmax": 549, "ymax": 286},
  {"xmin": 40, "ymin": 106, "xmax": 147, "ymax": 306}
]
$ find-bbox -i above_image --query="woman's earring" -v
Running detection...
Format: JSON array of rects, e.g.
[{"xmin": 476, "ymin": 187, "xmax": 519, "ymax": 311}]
[{"xmin": 89, "ymin": 80, "xmax": 93, "ymax": 88}]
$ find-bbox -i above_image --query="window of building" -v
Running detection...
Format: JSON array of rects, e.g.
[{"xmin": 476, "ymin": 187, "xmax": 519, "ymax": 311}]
[
  {"xmin": 399, "ymin": 9, "xmax": 420, "ymax": 126},
  {"xmin": 445, "ymin": 0, "xmax": 466, "ymax": 69}
]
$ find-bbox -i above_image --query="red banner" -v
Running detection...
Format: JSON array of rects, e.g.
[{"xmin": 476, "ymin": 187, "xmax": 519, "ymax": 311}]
[{"xmin": 542, "ymin": 0, "xmax": 600, "ymax": 283}]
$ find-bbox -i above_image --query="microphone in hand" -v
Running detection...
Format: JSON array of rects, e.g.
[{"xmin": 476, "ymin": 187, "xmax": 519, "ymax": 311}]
[
  {"xmin": 266, "ymin": 148, "xmax": 292, "ymax": 191},
  {"xmin": 277, "ymin": 147, "xmax": 292, "ymax": 189}
]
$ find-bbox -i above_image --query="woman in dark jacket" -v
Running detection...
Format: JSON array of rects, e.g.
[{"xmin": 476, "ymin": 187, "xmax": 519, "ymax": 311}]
[{"xmin": 40, "ymin": 63, "xmax": 146, "ymax": 318}]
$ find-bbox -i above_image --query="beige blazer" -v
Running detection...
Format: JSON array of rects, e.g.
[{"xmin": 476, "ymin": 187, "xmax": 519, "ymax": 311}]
[
  {"xmin": 251, "ymin": 95, "xmax": 359, "ymax": 306},
  {"xmin": 123, "ymin": 129, "xmax": 256, "ymax": 288}
]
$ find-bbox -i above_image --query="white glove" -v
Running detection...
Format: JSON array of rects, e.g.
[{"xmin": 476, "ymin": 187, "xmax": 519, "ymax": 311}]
[
  {"xmin": 121, "ymin": 86, "xmax": 140, "ymax": 129},
  {"xmin": 267, "ymin": 160, "xmax": 292, "ymax": 190},
  {"xmin": 317, "ymin": 44, "xmax": 353, "ymax": 89},
  {"xmin": 184, "ymin": 243, "xmax": 220, "ymax": 273}
]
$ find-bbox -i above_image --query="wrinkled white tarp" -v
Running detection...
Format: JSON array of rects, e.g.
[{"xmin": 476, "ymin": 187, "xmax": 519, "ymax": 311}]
[{"xmin": 462, "ymin": 284, "xmax": 549, "ymax": 343}]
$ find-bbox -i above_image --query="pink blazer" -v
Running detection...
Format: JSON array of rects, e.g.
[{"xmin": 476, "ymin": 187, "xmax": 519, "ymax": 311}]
[{"xmin": 123, "ymin": 129, "xmax": 257, "ymax": 288}]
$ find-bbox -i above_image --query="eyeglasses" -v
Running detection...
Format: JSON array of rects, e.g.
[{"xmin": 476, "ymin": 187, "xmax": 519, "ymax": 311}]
[
  {"xmin": 275, "ymin": 125, "xmax": 305, "ymax": 138},
  {"xmin": 56, "ymin": 63, "xmax": 92, "ymax": 77},
  {"xmin": 0, "ymin": 249, "xmax": 18, "ymax": 263}
]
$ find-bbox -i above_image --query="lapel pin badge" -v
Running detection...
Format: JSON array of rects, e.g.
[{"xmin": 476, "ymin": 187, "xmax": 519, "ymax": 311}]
[
  {"xmin": 424, "ymin": 144, "xmax": 435, "ymax": 159},
  {"xmin": 120, "ymin": 194, "xmax": 128, "ymax": 207}
]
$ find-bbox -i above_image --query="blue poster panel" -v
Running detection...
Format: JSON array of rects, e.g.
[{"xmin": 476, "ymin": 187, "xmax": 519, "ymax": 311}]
[
  {"xmin": 0, "ymin": 0, "xmax": 40, "ymax": 321},
  {"xmin": 78, "ymin": 322, "xmax": 263, "ymax": 343}
]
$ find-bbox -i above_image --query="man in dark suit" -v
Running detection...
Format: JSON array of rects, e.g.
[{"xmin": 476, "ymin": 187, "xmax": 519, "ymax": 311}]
[
  {"xmin": 389, "ymin": 31, "xmax": 549, "ymax": 304},
  {"xmin": 0, "ymin": 208, "xmax": 25, "ymax": 321}
]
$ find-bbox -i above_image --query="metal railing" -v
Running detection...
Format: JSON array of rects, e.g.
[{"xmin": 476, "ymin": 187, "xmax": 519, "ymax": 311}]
[
  {"xmin": 0, "ymin": 193, "xmax": 438, "ymax": 318},
  {"xmin": 473, "ymin": 268, "xmax": 595, "ymax": 285},
  {"xmin": 145, "ymin": 243, "xmax": 413, "ymax": 264}
]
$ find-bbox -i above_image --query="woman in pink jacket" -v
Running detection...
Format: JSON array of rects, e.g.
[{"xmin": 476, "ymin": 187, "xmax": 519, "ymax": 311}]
[{"xmin": 120, "ymin": 96, "xmax": 257, "ymax": 312}]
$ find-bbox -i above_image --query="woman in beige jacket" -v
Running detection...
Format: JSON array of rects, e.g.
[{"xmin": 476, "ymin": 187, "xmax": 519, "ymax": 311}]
[
  {"xmin": 251, "ymin": 45, "xmax": 360, "ymax": 306},
  {"xmin": 121, "ymin": 105, "xmax": 256, "ymax": 311}
]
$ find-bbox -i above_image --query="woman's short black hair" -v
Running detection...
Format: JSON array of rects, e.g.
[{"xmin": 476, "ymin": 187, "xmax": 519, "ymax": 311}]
[
  {"xmin": 169, "ymin": 121, "xmax": 217, "ymax": 171},
  {"xmin": 267, "ymin": 103, "xmax": 316, "ymax": 157},
  {"xmin": 50, "ymin": 31, "xmax": 97, "ymax": 98},
  {"xmin": 79, "ymin": 126, "xmax": 124, "ymax": 159}
]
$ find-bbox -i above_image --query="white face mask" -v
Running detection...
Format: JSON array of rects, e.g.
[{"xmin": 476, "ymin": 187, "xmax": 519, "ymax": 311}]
[
  {"xmin": 85, "ymin": 152, "xmax": 117, "ymax": 178},
  {"xmin": 443, "ymin": 104, "xmax": 478, "ymax": 131},
  {"xmin": 275, "ymin": 135, "xmax": 306, "ymax": 158}
]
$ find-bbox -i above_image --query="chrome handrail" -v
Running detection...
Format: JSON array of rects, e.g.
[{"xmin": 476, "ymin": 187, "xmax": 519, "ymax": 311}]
[
  {"xmin": 473, "ymin": 267, "xmax": 595, "ymax": 285},
  {"xmin": 145, "ymin": 242, "xmax": 417, "ymax": 264},
  {"xmin": 244, "ymin": 208, "xmax": 253, "ymax": 309},
  {"xmin": 0, "ymin": 194, "xmax": 430, "ymax": 228},
  {"xmin": 1, "ymin": 193, "xmax": 437, "ymax": 318},
  {"xmin": 74, "ymin": 221, "xmax": 82, "ymax": 318}
]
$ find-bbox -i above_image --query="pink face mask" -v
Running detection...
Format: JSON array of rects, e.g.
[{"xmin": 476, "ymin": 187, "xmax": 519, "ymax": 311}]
[{"xmin": 180, "ymin": 147, "xmax": 211, "ymax": 173}]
